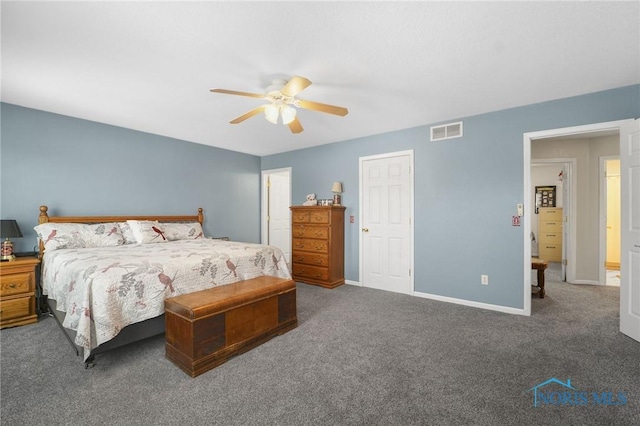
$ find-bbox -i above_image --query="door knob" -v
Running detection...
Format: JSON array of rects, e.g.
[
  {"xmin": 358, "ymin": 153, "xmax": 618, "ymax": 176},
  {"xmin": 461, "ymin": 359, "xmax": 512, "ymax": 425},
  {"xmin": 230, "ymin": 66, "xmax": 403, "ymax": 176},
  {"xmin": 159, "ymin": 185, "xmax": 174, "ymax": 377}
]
[{"xmin": 362, "ymin": 228, "xmax": 369, "ymax": 232}]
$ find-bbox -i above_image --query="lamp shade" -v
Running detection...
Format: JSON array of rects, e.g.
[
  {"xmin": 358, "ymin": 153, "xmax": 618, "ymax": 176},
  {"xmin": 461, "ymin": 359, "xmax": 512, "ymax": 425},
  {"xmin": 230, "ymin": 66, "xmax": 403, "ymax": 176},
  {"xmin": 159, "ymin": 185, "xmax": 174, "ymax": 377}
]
[
  {"xmin": 281, "ymin": 105, "xmax": 297, "ymax": 125},
  {"xmin": 0, "ymin": 220, "xmax": 23, "ymax": 239},
  {"xmin": 331, "ymin": 182, "xmax": 343, "ymax": 193},
  {"xmin": 264, "ymin": 104, "xmax": 280, "ymax": 124}
]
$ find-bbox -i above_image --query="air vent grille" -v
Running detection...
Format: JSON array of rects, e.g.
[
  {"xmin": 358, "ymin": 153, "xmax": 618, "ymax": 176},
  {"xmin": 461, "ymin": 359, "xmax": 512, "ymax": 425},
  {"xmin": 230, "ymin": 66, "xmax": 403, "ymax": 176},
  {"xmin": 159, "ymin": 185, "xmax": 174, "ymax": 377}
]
[{"xmin": 430, "ymin": 121, "xmax": 463, "ymax": 141}]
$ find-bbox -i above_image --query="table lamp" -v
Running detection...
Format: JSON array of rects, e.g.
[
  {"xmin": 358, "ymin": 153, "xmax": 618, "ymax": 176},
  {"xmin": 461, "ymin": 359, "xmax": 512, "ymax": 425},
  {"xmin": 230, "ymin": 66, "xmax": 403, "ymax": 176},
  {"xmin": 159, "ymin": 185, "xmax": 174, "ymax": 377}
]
[
  {"xmin": 1, "ymin": 220, "xmax": 23, "ymax": 261},
  {"xmin": 331, "ymin": 181, "xmax": 343, "ymax": 206}
]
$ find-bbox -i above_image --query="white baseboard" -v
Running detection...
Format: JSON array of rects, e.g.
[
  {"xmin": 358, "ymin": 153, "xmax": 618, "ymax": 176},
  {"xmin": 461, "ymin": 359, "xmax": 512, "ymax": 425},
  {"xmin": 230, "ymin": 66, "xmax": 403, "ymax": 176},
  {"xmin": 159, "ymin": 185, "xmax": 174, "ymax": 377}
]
[
  {"xmin": 347, "ymin": 281, "xmax": 525, "ymax": 315},
  {"xmin": 571, "ymin": 280, "xmax": 602, "ymax": 286},
  {"xmin": 413, "ymin": 291, "xmax": 526, "ymax": 316}
]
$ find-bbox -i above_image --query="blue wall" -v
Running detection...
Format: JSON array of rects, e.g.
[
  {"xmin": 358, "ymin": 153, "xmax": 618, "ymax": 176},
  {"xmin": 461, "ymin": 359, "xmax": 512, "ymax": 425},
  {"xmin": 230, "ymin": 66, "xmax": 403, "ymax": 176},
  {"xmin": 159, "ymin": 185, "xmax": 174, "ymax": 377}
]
[
  {"xmin": 261, "ymin": 85, "xmax": 640, "ymax": 309},
  {"xmin": 3, "ymin": 85, "xmax": 638, "ymax": 310},
  {"xmin": 0, "ymin": 103, "xmax": 261, "ymax": 252}
]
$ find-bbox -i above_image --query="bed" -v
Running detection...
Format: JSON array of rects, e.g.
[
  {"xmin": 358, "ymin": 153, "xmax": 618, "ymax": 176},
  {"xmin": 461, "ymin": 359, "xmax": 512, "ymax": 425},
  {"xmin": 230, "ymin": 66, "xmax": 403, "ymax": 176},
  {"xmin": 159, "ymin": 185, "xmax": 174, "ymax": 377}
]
[{"xmin": 36, "ymin": 205, "xmax": 292, "ymax": 367}]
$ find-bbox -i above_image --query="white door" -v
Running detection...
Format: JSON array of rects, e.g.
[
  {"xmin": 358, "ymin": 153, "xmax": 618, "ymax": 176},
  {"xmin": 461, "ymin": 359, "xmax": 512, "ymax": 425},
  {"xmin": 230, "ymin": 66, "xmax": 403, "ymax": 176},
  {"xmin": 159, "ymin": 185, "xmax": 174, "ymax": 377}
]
[
  {"xmin": 262, "ymin": 169, "xmax": 291, "ymax": 265},
  {"xmin": 360, "ymin": 151, "xmax": 413, "ymax": 294},
  {"xmin": 620, "ymin": 119, "xmax": 640, "ymax": 342}
]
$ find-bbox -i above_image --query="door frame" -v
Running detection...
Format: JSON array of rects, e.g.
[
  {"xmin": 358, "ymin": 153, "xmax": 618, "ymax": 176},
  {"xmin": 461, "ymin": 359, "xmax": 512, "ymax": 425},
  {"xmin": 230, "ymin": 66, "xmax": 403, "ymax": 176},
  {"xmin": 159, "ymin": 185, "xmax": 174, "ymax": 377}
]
[
  {"xmin": 260, "ymin": 167, "xmax": 292, "ymax": 246},
  {"xmin": 599, "ymin": 155, "xmax": 620, "ymax": 285},
  {"xmin": 358, "ymin": 150, "xmax": 415, "ymax": 292},
  {"xmin": 523, "ymin": 119, "xmax": 630, "ymax": 316}
]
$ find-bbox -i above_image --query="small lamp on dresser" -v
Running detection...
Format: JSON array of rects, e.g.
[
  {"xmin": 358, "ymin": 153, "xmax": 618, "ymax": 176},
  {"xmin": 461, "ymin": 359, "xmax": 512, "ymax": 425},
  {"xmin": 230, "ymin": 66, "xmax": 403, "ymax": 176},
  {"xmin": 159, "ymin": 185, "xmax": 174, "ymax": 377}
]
[
  {"xmin": 1, "ymin": 220, "xmax": 23, "ymax": 261},
  {"xmin": 331, "ymin": 181, "xmax": 343, "ymax": 206}
]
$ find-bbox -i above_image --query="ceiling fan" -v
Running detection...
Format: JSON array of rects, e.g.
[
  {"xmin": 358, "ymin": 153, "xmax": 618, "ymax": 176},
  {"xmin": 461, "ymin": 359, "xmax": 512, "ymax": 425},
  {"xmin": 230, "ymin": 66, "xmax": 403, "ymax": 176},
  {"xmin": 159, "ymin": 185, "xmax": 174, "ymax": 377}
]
[{"xmin": 210, "ymin": 76, "xmax": 348, "ymax": 134}]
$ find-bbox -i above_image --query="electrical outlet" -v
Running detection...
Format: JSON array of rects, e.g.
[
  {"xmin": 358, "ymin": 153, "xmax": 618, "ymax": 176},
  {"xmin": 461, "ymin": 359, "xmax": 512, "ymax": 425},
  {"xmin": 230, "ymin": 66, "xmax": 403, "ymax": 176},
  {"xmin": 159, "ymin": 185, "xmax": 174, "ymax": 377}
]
[{"xmin": 481, "ymin": 275, "xmax": 489, "ymax": 285}]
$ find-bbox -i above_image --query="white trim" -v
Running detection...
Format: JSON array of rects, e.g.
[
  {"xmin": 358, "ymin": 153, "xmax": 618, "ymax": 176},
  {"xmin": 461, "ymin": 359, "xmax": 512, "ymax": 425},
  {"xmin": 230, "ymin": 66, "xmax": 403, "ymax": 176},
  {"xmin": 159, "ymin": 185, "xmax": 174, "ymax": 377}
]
[
  {"xmin": 572, "ymin": 280, "xmax": 602, "ymax": 286},
  {"xmin": 345, "ymin": 279, "xmax": 361, "ymax": 286},
  {"xmin": 358, "ymin": 149, "xmax": 415, "ymax": 295},
  {"xmin": 523, "ymin": 119, "xmax": 630, "ymax": 317},
  {"xmin": 414, "ymin": 291, "xmax": 526, "ymax": 316},
  {"xmin": 260, "ymin": 167, "xmax": 292, "ymax": 245},
  {"xmin": 523, "ymin": 134, "xmax": 532, "ymax": 315}
]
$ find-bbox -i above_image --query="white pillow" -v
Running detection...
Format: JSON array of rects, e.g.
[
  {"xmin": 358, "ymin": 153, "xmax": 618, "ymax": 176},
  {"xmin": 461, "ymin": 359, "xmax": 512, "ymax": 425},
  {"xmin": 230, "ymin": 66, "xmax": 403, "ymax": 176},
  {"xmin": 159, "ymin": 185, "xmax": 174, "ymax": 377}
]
[
  {"xmin": 161, "ymin": 222, "xmax": 204, "ymax": 241},
  {"xmin": 118, "ymin": 222, "xmax": 137, "ymax": 245},
  {"xmin": 34, "ymin": 222, "xmax": 124, "ymax": 251},
  {"xmin": 126, "ymin": 220, "xmax": 167, "ymax": 244}
]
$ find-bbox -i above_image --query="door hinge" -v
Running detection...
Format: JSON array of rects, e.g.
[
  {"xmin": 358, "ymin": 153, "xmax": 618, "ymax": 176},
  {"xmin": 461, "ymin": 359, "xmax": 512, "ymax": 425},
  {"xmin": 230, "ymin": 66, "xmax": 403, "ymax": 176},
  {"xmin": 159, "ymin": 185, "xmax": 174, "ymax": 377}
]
[
  {"xmin": 563, "ymin": 259, "xmax": 567, "ymax": 266},
  {"xmin": 266, "ymin": 216, "xmax": 270, "ymax": 222},
  {"xmin": 409, "ymin": 268, "xmax": 411, "ymax": 276}
]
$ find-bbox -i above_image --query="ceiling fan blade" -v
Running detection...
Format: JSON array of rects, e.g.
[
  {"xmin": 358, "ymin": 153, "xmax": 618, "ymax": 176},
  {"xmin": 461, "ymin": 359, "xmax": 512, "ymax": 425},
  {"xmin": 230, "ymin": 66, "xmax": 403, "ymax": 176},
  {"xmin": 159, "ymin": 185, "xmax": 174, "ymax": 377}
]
[
  {"xmin": 295, "ymin": 99, "xmax": 348, "ymax": 116},
  {"xmin": 230, "ymin": 105, "xmax": 267, "ymax": 124},
  {"xmin": 288, "ymin": 117, "xmax": 304, "ymax": 134},
  {"xmin": 281, "ymin": 76, "xmax": 312, "ymax": 97},
  {"xmin": 210, "ymin": 88, "xmax": 265, "ymax": 99}
]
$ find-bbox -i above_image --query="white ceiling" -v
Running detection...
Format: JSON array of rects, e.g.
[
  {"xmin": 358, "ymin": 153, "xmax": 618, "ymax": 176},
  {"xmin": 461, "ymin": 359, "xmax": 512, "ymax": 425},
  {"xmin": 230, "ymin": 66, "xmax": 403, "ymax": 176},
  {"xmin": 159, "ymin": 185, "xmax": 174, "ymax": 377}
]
[{"xmin": 2, "ymin": 1, "xmax": 639, "ymax": 156}]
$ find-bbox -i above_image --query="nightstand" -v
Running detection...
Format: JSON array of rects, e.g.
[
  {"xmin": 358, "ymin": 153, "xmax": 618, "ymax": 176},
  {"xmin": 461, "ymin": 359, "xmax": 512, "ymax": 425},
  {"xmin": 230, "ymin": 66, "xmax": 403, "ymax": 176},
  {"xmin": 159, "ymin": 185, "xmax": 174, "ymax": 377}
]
[{"xmin": 0, "ymin": 257, "xmax": 40, "ymax": 329}]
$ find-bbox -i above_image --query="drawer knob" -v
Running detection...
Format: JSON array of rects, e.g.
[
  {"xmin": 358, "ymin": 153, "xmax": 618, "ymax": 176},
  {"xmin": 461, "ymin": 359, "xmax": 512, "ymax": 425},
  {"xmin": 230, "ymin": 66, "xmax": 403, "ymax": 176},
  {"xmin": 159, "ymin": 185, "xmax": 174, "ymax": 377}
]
[{"xmin": 9, "ymin": 283, "xmax": 17, "ymax": 289}]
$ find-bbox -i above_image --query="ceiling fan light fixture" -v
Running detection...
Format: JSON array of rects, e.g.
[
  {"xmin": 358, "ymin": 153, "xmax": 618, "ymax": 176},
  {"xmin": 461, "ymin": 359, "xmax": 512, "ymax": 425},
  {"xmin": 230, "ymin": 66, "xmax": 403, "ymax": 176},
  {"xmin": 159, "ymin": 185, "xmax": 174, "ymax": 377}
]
[
  {"xmin": 264, "ymin": 104, "xmax": 280, "ymax": 124},
  {"xmin": 211, "ymin": 75, "xmax": 348, "ymax": 134},
  {"xmin": 281, "ymin": 105, "xmax": 297, "ymax": 125}
]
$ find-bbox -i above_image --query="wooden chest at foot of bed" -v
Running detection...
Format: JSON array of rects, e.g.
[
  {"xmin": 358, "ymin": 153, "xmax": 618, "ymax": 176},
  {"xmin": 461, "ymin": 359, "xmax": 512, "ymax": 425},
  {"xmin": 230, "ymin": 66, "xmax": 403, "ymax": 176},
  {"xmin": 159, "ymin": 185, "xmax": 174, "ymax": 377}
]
[{"xmin": 164, "ymin": 276, "xmax": 297, "ymax": 377}]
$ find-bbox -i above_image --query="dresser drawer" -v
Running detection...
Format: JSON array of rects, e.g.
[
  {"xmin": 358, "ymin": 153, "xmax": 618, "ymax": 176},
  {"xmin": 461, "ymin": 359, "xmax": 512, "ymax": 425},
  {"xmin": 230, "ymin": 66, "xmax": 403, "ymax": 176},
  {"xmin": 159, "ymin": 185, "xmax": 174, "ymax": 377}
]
[
  {"xmin": 539, "ymin": 208, "xmax": 562, "ymax": 220},
  {"xmin": 0, "ymin": 272, "xmax": 33, "ymax": 297},
  {"xmin": 292, "ymin": 211, "xmax": 310, "ymax": 223},
  {"xmin": 292, "ymin": 226, "xmax": 329, "ymax": 239},
  {"xmin": 308, "ymin": 210, "xmax": 329, "ymax": 224},
  {"xmin": 292, "ymin": 252, "xmax": 328, "ymax": 267},
  {"xmin": 292, "ymin": 238, "xmax": 329, "ymax": 253},
  {"xmin": 539, "ymin": 221, "xmax": 561, "ymax": 232},
  {"xmin": 292, "ymin": 264, "xmax": 329, "ymax": 281},
  {"xmin": 0, "ymin": 296, "xmax": 34, "ymax": 321},
  {"xmin": 541, "ymin": 232, "xmax": 562, "ymax": 244},
  {"xmin": 539, "ymin": 245, "xmax": 561, "ymax": 261}
]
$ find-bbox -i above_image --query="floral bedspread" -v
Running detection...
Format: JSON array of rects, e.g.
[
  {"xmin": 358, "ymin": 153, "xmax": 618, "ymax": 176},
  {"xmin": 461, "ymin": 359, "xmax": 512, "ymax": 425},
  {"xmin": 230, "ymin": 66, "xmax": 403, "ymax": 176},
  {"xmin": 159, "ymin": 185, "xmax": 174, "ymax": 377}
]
[{"xmin": 41, "ymin": 239, "xmax": 291, "ymax": 358}]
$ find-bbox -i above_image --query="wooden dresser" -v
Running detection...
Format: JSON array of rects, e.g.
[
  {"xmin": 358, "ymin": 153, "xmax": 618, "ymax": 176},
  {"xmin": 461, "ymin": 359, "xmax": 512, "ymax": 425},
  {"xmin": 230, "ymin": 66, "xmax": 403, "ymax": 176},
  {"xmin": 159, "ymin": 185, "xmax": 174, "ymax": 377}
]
[
  {"xmin": 0, "ymin": 257, "xmax": 40, "ymax": 329},
  {"xmin": 538, "ymin": 207, "xmax": 563, "ymax": 262},
  {"xmin": 290, "ymin": 206, "xmax": 345, "ymax": 288}
]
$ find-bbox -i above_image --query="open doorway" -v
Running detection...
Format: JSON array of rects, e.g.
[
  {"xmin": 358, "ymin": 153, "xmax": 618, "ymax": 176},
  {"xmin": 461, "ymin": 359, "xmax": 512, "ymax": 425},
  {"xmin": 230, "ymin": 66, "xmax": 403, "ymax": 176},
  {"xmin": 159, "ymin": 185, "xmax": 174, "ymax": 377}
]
[
  {"xmin": 261, "ymin": 168, "xmax": 292, "ymax": 265},
  {"xmin": 522, "ymin": 120, "xmax": 628, "ymax": 316},
  {"xmin": 530, "ymin": 160, "xmax": 572, "ymax": 283},
  {"xmin": 601, "ymin": 157, "xmax": 621, "ymax": 287}
]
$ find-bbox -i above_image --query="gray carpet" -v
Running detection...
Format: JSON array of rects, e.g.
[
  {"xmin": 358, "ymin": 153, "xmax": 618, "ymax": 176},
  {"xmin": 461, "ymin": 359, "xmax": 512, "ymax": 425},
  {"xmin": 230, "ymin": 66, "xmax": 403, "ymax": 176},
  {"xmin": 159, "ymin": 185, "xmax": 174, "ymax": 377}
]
[{"xmin": 1, "ymin": 265, "xmax": 638, "ymax": 425}]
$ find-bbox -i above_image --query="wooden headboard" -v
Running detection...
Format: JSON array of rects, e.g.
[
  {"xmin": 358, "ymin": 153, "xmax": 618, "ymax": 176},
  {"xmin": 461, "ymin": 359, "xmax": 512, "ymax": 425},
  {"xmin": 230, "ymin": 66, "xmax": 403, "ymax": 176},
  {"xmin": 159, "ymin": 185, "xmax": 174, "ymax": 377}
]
[{"xmin": 37, "ymin": 205, "xmax": 204, "ymax": 258}]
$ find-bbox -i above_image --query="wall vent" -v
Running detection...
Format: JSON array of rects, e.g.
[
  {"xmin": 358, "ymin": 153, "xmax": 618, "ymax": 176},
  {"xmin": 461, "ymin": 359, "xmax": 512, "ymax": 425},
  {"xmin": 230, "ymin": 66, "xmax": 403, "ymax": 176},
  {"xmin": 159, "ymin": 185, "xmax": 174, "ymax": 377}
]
[{"xmin": 430, "ymin": 121, "xmax": 463, "ymax": 141}]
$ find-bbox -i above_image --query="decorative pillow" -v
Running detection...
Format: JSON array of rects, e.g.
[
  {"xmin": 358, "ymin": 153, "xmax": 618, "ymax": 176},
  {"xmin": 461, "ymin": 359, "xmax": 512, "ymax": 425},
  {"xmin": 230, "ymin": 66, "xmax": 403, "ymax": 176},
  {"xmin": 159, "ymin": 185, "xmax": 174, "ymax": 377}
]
[
  {"xmin": 126, "ymin": 220, "xmax": 167, "ymax": 244},
  {"xmin": 34, "ymin": 222, "xmax": 124, "ymax": 251},
  {"xmin": 161, "ymin": 222, "xmax": 204, "ymax": 241},
  {"xmin": 118, "ymin": 222, "xmax": 137, "ymax": 245}
]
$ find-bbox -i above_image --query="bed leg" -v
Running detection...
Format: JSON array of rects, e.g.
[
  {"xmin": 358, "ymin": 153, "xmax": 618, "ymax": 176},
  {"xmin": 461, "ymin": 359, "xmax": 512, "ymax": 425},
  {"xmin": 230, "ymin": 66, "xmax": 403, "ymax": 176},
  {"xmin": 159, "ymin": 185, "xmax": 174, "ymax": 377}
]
[{"xmin": 84, "ymin": 355, "xmax": 95, "ymax": 369}]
